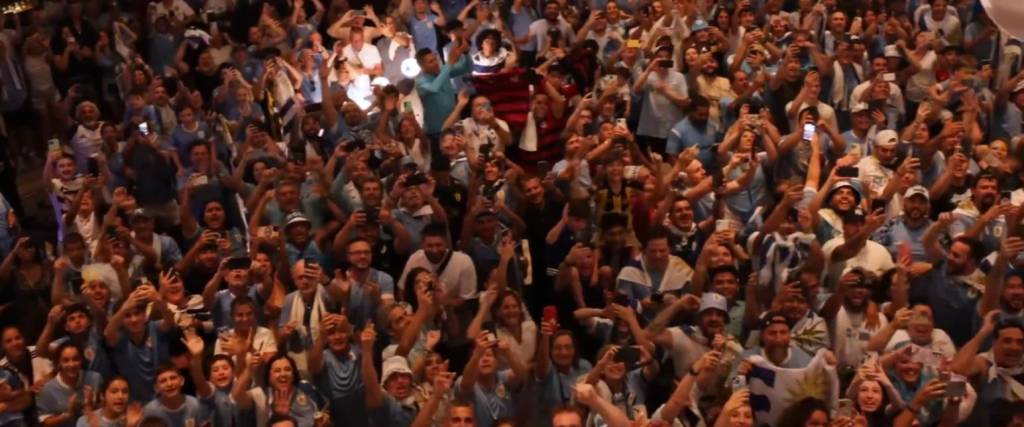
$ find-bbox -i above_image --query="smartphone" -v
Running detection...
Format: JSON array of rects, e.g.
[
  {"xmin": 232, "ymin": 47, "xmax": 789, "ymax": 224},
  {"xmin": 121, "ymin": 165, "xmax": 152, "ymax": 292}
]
[
  {"xmin": 882, "ymin": 72, "xmax": 896, "ymax": 82},
  {"xmin": 801, "ymin": 122, "xmax": 816, "ymax": 141},
  {"xmin": 1001, "ymin": 191, "xmax": 1013, "ymax": 203},
  {"xmin": 47, "ymin": 138, "xmax": 62, "ymax": 153},
  {"xmin": 138, "ymin": 122, "xmax": 150, "ymax": 136},
  {"xmin": 225, "ymin": 256, "xmax": 252, "ymax": 270},
  {"xmin": 405, "ymin": 172, "xmax": 428, "ymax": 186},
  {"xmin": 836, "ymin": 166, "xmax": 858, "ymax": 178},
  {"xmin": 364, "ymin": 206, "xmax": 379, "ymax": 223},
  {"xmin": 479, "ymin": 143, "xmax": 493, "ymax": 160},
  {"xmin": 343, "ymin": 139, "xmax": 367, "ymax": 152},
  {"xmin": 871, "ymin": 199, "xmax": 887, "ymax": 212},
  {"xmin": 731, "ymin": 375, "xmax": 747, "ymax": 391},
  {"xmin": 86, "ymin": 157, "xmax": 100, "ymax": 176},
  {"xmin": 403, "ymin": 100, "xmax": 413, "ymax": 112},
  {"xmin": 715, "ymin": 219, "xmax": 733, "ymax": 232},
  {"xmin": 352, "ymin": 9, "xmax": 364, "ymax": 16},
  {"xmin": 614, "ymin": 346, "xmax": 641, "ymax": 370},
  {"xmin": 944, "ymin": 380, "xmax": 966, "ymax": 398},
  {"xmin": 189, "ymin": 174, "xmax": 209, "ymax": 187},
  {"xmin": 837, "ymin": 398, "xmax": 855, "ymax": 418},
  {"xmin": 864, "ymin": 351, "xmax": 878, "ymax": 366},
  {"xmin": 543, "ymin": 306, "xmax": 557, "ymax": 323},
  {"xmin": 657, "ymin": 59, "xmax": 674, "ymax": 68},
  {"xmin": 69, "ymin": 276, "xmax": 85, "ymax": 294},
  {"xmin": 289, "ymin": 148, "xmax": 306, "ymax": 164},
  {"xmin": 536, "ymin": 160, "xmax": 552, "ymax": 176},
  {"xmin": 615, "ymin": 117, "xmax": 627, "ymax": 128},
  {"xmin": 303, "ymin": 256, "xmax": 318, "ymax": 267},
  {"xmin": 613, "ymin": 292, "xmax": 630, "ymax": 307}
]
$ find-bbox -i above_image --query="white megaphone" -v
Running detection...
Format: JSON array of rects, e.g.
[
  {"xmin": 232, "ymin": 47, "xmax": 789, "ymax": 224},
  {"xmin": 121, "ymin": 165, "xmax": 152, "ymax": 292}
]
[{"xmin": 982, "ymin": 0, "xmax": 1024, "ymax": 38}]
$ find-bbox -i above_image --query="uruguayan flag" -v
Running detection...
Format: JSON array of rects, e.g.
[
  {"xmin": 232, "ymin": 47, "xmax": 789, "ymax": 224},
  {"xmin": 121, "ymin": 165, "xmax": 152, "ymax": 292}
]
[{"xmin": 745, "ymin": 349, "xmax": 839, "ymax": 426}]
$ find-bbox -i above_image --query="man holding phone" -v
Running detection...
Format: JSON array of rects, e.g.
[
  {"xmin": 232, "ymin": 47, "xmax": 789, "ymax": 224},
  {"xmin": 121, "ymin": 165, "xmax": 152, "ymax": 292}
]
[
  {"xmin": 856, "ymin": 129, "xmax": 907, "ymax": 202},
  {"xmin": 634, "ymin": 44, "xmax": 689, "ymax": 155},
  {"xmin": 821, "ymin": 207, "xmax": 896, "ymax": 290}
]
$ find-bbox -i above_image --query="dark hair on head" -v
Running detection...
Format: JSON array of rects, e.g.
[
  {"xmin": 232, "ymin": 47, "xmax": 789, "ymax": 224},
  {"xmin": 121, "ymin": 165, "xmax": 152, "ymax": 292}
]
[
  {"xmin": 127, "ymin": 88, "xmax": 147, "ymax": 98},
  {"xmin": 64, "ymin": 232, "xmax": 86, "ymax": 247},
  {"xmin": 263, "ymin": 354, "xmax": 301, "ymax": 387},
  {"xmin": 971, "ymin": 169, "xmax": 1000, "ymax": 188},
  {"xmin": 548, "ymin": 329, "xmax": 580, "ymax": 368},
  {"xmin": 689, "ymin": 95, "xmax": 710, "ymax": 110},
  {"xmin": 475, "ymin": 28, "xmax": 503, "ymax": 50},
  {"xmin": 345, "ymin": 237, "xmax": 372, "ymax": 253},
  {"xmin": 155, "ymin": 362, "xmax": 179, "ymax": 378},
  {"xmin": 777, "ymin": 398, "xmax": 830, "ymax": 426},
  {"xmin": 709, "ymin": 265, "xmax": 740, "ymax": 281},
  {"xmin": 422, "ymin": 222, "xmax": 449, "ymax": 240},
  {"xmin": 355, "ymin": 175, "xmax": 383, "ymax": 193},
  {"xmin": 206, "ymin": 354, "xmax": 235, "ymax": 377},
  {"xmin": 100, "ymin": 375, "xmax": 130, "ymax": 394},
  {"xmin": 550, "ymin": 405, "xmax": 584, "ymax": 423},
  {"xmin": 415, "ymin": 48, "xmax": 434, "ymax": 64},
  {"xmin": 489, "ymin": 290, "xmax": 524, "ymax": 326},
  {"xmin": 567, "ymin": 199, "xmax": 591, "ymax": 219},
  {"xmin": 403, "ymin": 266, "xmax": 433, "ymax": 309},
  {"xmin": 54, "ymin": 340, "xmax": 84, "ymax": 363},
  {"xmin": 380, "ymin": 84, "xmax": 399, "ymax": 98},
  {"xmin": 231, "ymin": 295, "xmax": 257, "ymax": 314},
  {"xmin": 187, "ymin": 139, "xmax": 210, "ymax": 156},
  {"xmin": 63, "ymin": 303, "xmax": 93, "ymax": 324},
  {"xmin": 799, "ymin": 105, "xmax": 820, "ymax": 121},
  {"xmin": 450, "ymin": 399, "xmax": 474, "ymax": 410},
  {"xmin": 995, "ymin": 315, "xmax": 1024, "ymax": 338},
  {"xmin": 643, "ymin": 225, "xmax": 672, "ymax": 247},
  {"xmin": 953, "ymin": 236, "xmax": 987, "ymax": 262}
]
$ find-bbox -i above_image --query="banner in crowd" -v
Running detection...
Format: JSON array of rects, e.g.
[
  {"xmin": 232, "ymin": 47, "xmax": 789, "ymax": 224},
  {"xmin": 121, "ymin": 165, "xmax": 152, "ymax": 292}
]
[{"xmin": 746, "ymin": 349, "xmax": 839, "ymax": 426}]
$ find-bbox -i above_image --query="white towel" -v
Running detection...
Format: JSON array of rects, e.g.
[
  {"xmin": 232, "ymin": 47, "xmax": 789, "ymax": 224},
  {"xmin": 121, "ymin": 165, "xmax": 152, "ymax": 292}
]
[
  {"xmin": 519, "ymin": 111, "xmax": 538, "ymax": 152},
  {"xmin": 286, "ymin": 286, "xmax": 326, "ymax": 378}
]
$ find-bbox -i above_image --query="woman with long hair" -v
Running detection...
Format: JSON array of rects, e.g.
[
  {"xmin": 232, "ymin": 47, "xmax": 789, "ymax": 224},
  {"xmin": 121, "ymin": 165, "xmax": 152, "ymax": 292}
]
[
  {"xmin": 36, "ymin": 341, "xmax": 104, "ymax": 427},
  {"xmin": 468, "ymin": 289, "xmax": 538, "ymax": 365},
  {"xmin": 77, "ymin": 376, "xmax": 143, "ymax": 427},
  {"xmin": 233, "ymin": 353, "xmax": 323, "ymax": 427},
  {"xmin": 0, "ymin": 236, "xmax": 53, "ymax": 340}
]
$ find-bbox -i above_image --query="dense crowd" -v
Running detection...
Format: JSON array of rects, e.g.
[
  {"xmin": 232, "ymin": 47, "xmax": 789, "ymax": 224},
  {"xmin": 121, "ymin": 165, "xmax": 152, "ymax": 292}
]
[{"xmin": 0, "ymin": 0, "xmax": 1023, "ymax": 425}]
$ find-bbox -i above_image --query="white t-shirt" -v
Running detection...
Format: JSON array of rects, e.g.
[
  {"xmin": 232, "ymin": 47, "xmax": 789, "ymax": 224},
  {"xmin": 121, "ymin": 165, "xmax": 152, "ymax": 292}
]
[
  {"xmin": 342, "ymin": 43, "xmax": 382, "ymax": 69},
  {"xmin": 884, "ymin": 328, "xmax": 957, "ymax": 358},
  {"xmin": 397, "ymin": 249, "xmax": 479, "ymax": 300},
  {"xmin": 525, "ymin": 18, "xmax": 574, "ymax": 52},
  {"xmin": 458, "ymin": 117, "xmax": 510, "ymax": 155},
  {"xmin": 856, "ymin": 155, "xmax": 895, "ymax": 200},
  {"xmin": 150, "ymin": 0, "xmax": 195, "ymax": 22},
  {"xmin": 906, "ymin": 51, "xmax": 937, "ymax": 103},
  {"xmin": 636, "ymin": 70, "xmax": 687, "ymax": 138},
  {"xmin": 821, "ymin": 237, "xmax": 896, "ymax": 290},
  {"xmin": 784, "ymin": 101, "xmax": 839, "ymax": 134}
]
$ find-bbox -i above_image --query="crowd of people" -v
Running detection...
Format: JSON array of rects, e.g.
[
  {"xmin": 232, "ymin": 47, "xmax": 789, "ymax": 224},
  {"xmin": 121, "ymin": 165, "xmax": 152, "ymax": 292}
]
[{"xmin": 0, "ymin": 0, "xmax": 1023, "ymax": 425}]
